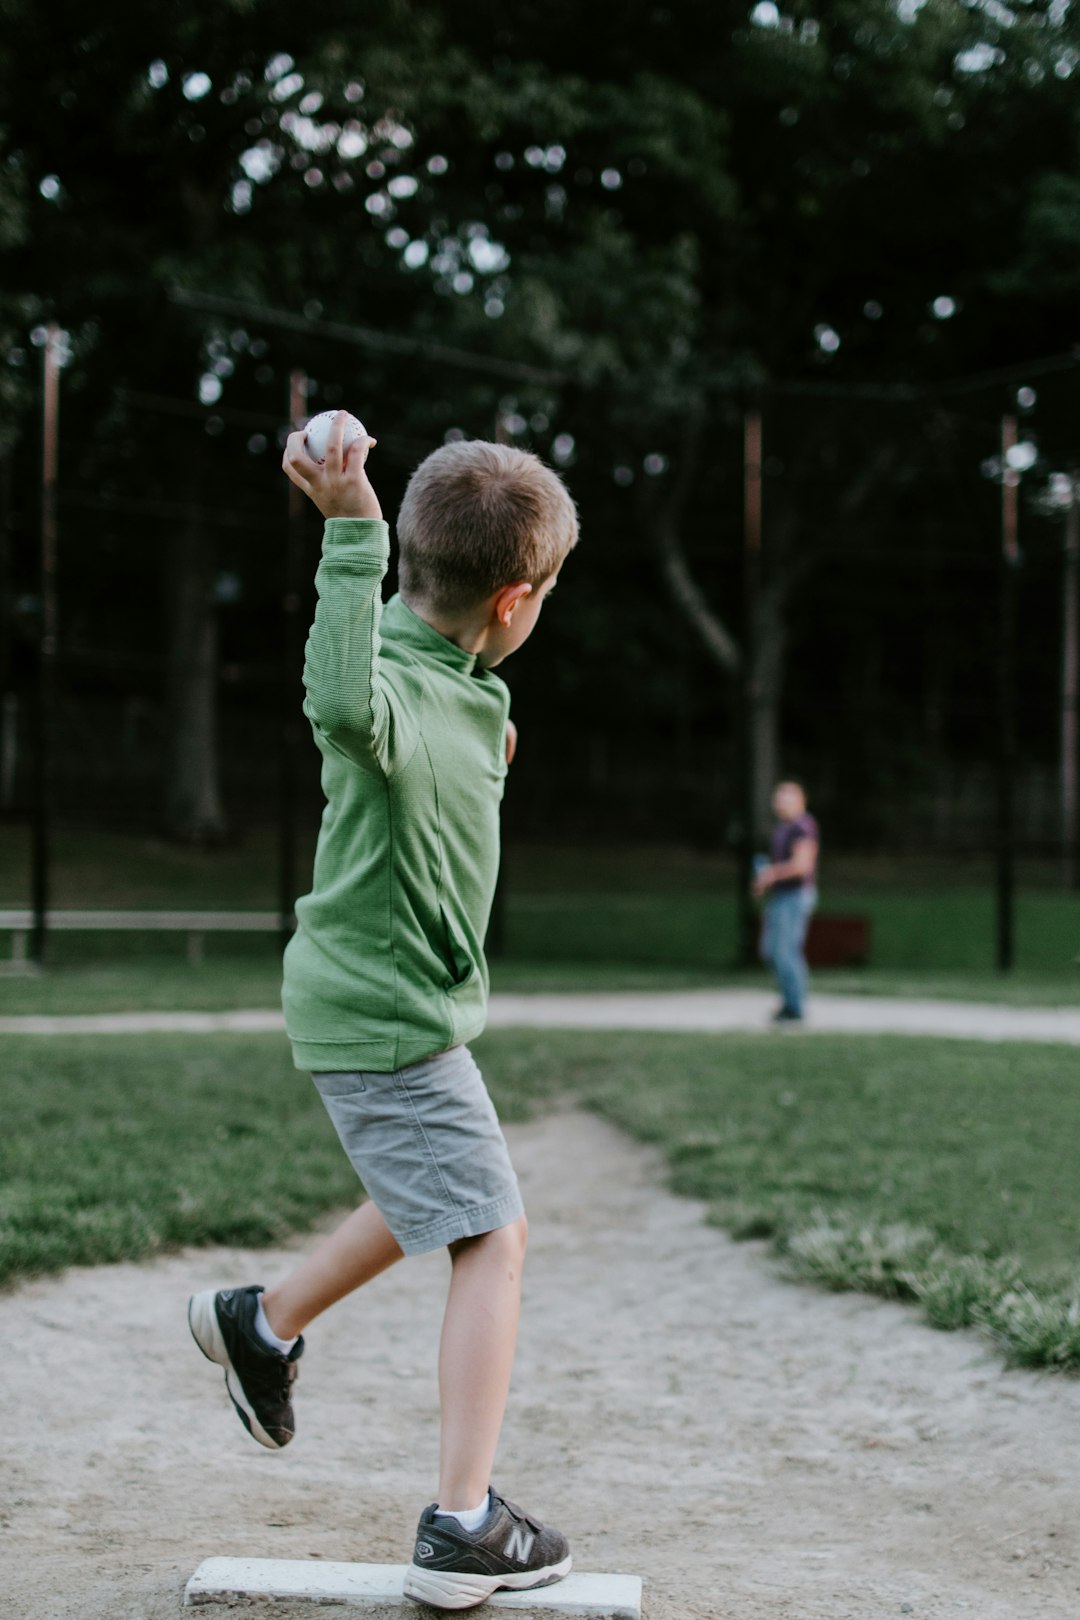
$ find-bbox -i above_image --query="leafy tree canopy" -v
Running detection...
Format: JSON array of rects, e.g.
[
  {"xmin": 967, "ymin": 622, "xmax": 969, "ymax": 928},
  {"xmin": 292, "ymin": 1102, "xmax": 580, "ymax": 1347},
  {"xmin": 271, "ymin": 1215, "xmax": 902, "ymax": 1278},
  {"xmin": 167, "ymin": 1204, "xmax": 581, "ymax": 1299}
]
[{"xmin": 2, "ymin": 0, "xmax": 1078, "ymax": 434}]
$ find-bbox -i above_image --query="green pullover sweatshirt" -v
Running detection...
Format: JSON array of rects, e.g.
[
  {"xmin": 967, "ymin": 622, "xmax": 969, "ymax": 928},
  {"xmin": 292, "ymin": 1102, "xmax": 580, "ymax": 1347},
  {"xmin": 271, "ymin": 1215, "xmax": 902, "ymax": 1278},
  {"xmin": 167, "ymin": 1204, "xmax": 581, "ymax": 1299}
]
[{"xmin": 282, "ymin": 517, "xmax": 510, "ymax": 1072}]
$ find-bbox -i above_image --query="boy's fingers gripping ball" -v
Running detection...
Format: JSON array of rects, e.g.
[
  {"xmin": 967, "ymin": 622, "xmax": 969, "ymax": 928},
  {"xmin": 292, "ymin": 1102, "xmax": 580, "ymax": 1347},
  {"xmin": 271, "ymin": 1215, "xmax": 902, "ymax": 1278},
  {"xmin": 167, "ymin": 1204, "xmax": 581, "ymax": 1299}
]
[{"xmin": 303, "ymin": 410, "xmax": 368, "ymax": 464}]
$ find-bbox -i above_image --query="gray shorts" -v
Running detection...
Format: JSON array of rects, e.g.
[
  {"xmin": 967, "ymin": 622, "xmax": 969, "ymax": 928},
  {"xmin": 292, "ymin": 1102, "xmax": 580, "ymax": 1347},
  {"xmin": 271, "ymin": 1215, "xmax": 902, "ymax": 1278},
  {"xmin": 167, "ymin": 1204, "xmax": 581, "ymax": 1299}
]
[{"xmin": 311, "ymin": 1045, "xmax": 524, "ymax": 1256}]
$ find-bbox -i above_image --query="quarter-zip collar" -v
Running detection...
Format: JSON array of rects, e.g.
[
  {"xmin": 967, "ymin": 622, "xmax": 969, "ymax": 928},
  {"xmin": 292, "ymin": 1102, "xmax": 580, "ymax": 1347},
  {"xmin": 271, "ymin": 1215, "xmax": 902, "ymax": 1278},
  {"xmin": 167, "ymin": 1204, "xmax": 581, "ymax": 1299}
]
[{"xmin": 382, "ymin": 592, "xmax": 480, "ymax": 676}]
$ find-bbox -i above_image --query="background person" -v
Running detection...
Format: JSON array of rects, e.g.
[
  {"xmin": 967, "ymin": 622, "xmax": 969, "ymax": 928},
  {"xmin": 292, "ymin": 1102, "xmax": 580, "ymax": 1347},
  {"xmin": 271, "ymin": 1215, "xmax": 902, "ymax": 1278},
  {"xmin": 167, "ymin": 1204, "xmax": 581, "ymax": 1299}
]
[{"xmin": 754, "ymin": 781, "xmax": 820, "ymax": 1024}]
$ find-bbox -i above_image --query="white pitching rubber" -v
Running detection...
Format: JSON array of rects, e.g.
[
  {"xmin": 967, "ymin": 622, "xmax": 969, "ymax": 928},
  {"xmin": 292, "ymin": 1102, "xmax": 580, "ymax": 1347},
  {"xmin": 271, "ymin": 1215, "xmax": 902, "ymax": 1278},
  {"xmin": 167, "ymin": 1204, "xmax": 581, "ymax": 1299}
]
[{"xmin": 184, "ymin": 1558, "xmax": 642, "ymax": 1616}]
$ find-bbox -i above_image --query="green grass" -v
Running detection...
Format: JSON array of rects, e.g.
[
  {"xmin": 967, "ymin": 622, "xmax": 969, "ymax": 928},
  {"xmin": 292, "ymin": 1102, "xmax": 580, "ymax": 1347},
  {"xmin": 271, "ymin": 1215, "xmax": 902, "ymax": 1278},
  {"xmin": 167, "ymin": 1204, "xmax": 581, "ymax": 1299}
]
[
  {"xmin": 0, "ymin": 1035, "xmax": 355, "ymax": 1283},
  {"xmin": 503, "ymin": 885, "xmax": 1080, "ymax": 987},
  {"xmin": 4, "ymin": 829, "xmax": 1080, "ymax": 1009},
  {"xmin": 6, "ymin": 1024, "xmax": 1080, "ymax": 1373},
  {"xmin": 0, "ymin": 941, "xmax": 289, "ymax": 1015},
  {"xmin": 0, "ymin": 942, "xmax": 726, "ymax": 1016},
  {"xmin": 0, "ymin": 1032, "xmax": 544, "ymax": 1288},
  {"xmin": 0, "ymin": 823, "xmax": 314, "ymax": 911},
  {"xmin": 475, "ymin": 1028, "xmax": 1080, "ymax": 1372},
  {"xmin": 3, "ymin": 935, "xmax": 1079, "ymax": 1019}
]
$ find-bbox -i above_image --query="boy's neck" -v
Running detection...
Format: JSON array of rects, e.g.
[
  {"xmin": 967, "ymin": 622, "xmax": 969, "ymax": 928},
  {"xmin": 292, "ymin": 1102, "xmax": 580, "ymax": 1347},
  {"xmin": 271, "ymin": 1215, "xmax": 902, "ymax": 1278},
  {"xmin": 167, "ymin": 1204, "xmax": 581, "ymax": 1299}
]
[{"xmin": 402, "ymin": 592, "xmax": 490, "ymax": 658}]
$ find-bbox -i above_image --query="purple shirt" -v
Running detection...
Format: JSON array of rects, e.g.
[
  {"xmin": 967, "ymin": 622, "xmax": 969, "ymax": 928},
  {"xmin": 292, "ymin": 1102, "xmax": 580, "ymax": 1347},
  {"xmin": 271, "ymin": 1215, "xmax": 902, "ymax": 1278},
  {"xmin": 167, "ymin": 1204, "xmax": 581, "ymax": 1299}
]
[{"xmin": 769, "ymin": 812, "xmax": 819, "ymax": 892}]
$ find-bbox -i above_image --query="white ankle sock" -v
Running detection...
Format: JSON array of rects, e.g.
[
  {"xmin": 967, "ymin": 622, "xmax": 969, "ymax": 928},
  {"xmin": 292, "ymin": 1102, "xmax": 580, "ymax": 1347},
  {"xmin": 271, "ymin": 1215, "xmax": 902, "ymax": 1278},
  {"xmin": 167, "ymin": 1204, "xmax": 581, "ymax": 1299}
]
[
  {"xmin": 253, "ymin": 1294, "xmax": 297, "ymax": 1356},
  {"xmin": 435, "ymin": 1493, "xmax": 490, "ymax": 1532}
]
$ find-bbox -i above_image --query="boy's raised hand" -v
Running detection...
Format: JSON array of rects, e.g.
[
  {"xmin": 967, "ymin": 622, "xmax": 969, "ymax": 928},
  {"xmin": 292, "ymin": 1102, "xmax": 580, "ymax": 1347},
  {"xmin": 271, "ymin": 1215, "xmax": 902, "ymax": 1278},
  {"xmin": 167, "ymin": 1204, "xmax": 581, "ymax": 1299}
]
[{"xmin": 282, "ymin": 410, "xmax": 381, "ymax": 519}]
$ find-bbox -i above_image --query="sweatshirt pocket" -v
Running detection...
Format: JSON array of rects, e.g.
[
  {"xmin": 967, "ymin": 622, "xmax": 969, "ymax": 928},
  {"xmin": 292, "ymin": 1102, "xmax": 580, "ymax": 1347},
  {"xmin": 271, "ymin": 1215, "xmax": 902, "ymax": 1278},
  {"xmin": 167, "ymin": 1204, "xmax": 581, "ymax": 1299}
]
[{"xmin": 439, "ymin": 906, "xmax": 478, "ymax": 992}]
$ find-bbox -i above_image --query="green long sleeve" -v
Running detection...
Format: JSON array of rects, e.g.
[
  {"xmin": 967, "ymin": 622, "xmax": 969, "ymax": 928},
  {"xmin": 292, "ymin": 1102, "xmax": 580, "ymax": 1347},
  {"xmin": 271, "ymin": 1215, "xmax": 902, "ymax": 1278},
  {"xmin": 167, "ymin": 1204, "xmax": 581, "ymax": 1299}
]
[
  {"xmin": 283, "ymin": 517, "xmax": 511, "ymax": 1072},
  {"xmin": 302, "ymin": 517, "xmax": 418, "ymax": 775}
]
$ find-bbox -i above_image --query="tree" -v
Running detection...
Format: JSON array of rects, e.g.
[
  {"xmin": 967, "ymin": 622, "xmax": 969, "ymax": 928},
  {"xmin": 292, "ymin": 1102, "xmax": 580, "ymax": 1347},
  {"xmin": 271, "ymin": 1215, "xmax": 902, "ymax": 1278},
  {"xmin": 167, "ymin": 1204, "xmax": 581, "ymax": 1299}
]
[{"xmin": 2, "ymin": 0, "xmax": 1079, "ymax": 850}]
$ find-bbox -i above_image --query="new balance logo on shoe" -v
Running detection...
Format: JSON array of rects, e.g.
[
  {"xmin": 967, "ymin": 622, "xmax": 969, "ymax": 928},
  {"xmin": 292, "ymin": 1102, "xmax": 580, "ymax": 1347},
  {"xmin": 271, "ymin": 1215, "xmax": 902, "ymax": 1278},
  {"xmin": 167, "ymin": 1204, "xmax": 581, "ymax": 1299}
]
[
  {"xmin": 404, "ymin": 1491, "xmax": 571, "ymax": 1609},
  {"xmin": 504, "ymin": 1525, "xmax": 536, "ymax": 1564}
]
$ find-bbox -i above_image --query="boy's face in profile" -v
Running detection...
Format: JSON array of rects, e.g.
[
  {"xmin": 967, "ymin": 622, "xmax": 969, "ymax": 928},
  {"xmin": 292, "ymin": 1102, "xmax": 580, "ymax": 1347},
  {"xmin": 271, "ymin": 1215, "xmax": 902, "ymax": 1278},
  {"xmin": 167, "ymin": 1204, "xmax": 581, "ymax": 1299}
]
[{"xmin": 477, "ymin": 571, "xmax": 561, "ymax": 669}]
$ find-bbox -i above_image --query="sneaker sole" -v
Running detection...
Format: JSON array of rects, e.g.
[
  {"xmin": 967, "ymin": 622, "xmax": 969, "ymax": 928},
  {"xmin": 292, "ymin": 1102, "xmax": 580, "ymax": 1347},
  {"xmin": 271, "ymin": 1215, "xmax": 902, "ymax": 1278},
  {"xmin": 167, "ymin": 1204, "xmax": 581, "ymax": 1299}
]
[
  {"xmin": 187, "ymin": 1289, "xmax": 283, "ymax": 1451},
  {"xmin": 402, "ymin": 1555, "xmax": 572, "ymax": 1610}
]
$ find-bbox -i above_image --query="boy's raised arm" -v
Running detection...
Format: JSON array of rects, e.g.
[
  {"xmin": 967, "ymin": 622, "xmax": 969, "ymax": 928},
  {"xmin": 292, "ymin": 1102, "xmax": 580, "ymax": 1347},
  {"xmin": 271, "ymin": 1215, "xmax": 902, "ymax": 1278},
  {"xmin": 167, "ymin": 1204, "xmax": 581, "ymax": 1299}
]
[{"xmin": 283, "ymin": 412, "xmax": 410, "ymax": 775}]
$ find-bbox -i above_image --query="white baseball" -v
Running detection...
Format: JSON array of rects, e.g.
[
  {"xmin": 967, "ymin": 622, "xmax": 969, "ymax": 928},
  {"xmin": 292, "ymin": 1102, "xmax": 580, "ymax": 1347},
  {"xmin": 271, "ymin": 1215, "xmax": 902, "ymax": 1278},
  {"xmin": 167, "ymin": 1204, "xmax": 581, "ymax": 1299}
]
[{"xmin": 303, "ymin": 410, "xmax": 368, "ymax": 463}]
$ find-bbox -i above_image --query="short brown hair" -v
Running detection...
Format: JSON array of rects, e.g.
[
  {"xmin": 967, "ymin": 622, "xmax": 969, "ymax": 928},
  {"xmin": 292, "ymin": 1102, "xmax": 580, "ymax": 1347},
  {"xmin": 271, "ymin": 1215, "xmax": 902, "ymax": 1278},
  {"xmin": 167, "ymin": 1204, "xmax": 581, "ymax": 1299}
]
[{"xmin": 396, "ymin": 440, "xmax": 579, "ymax": 612}]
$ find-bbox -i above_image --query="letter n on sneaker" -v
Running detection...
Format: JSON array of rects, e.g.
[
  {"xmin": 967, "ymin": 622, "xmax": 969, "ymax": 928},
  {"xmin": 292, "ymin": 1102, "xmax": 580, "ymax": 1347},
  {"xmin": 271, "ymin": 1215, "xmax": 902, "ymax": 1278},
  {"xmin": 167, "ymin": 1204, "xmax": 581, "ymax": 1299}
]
[{"xmin": 403, "ymin": 1489, "xmax": 572, "ymax": 1610}]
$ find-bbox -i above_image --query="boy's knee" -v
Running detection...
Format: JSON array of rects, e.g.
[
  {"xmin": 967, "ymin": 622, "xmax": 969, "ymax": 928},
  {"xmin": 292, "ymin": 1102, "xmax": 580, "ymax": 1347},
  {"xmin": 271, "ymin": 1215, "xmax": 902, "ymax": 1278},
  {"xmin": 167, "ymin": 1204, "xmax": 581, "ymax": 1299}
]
[
  {"xmin": 449, "ymin": 1214, "xmax": 528, "ymax": 1264},
  {"xmin": 486, "ymin": 1214, "xmax": 529, "ymax": 1260}
]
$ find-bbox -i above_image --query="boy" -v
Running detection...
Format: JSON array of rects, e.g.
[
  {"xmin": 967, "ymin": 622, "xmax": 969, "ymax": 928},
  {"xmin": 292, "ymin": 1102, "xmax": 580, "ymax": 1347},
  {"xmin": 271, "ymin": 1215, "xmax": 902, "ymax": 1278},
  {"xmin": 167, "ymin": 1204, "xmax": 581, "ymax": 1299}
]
[
  {"xmin": 753, "ymin": 779, "xmax": 819, "ymax": 1024},
  {"xmin": 188, "ymin": 412, "xmax": 578, "ymax": 1611}
]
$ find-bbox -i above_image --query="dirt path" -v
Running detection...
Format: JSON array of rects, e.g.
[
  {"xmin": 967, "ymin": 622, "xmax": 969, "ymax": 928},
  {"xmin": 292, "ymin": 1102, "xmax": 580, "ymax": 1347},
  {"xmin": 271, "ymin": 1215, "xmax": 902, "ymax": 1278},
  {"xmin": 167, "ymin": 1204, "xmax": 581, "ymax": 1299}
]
[
  {"xmin": 6, "ymin": 1110, "xmax": 1080, "ymax": 1620},
  {"xmin": 5, "ymin": 988, "xmax": 1080, "ymax": 1041}
]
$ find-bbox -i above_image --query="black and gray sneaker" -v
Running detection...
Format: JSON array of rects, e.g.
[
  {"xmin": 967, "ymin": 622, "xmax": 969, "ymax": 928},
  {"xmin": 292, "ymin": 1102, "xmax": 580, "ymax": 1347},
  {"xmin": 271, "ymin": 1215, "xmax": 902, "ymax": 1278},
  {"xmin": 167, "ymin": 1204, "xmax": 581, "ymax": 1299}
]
[
  {"xmin": 403, "ymin": 1489, "xmax": 572, "ymax": 1610},
  {"xmin": 188, "ymin": 1284, "xmax": 303, "ymax": 1450}
]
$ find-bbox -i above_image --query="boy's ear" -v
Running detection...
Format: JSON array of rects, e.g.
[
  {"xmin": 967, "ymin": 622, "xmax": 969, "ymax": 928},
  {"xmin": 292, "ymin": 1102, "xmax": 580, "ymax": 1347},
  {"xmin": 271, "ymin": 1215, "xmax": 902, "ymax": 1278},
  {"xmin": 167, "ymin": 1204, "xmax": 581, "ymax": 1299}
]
[{"xmin": 492, "ymin": 581, "xmax": 533, "ymax": 628}]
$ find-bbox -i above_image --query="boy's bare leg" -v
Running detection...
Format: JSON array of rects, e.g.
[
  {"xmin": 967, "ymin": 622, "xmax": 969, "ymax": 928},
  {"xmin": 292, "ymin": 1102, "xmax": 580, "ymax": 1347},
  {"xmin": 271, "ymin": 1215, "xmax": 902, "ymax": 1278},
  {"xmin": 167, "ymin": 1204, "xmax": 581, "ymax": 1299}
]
[
  {"xmin": 437, "ymin": 1215, "xmax": 528, "ymax": 1511},
  {"xmin": 260, "ymin": 1200, "xmax": 404, "ymax": 1341}
]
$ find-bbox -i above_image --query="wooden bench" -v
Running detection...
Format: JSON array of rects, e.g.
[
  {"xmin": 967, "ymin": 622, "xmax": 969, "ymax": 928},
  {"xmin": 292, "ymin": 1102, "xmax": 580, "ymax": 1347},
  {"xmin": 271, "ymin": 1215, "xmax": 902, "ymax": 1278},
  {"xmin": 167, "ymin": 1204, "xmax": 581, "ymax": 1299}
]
[
  {"xmin": 0, "ymin": 909, "xmax": 286, "ymax": 969},
  {"xmin": 806, "ymin": 912, "xmax": 871, "ymax": 968}
]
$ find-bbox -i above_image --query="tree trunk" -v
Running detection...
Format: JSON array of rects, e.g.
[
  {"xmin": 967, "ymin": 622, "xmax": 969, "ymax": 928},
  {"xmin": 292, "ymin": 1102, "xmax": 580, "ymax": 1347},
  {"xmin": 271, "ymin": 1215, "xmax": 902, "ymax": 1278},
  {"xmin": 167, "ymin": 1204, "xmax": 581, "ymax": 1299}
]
[
  {"xmin": 165, "ymin": 497, "xmax": 226, "ymax": 844},
  {"xmin": 649, "ymin": 407, "xmax": 898, "ymax": 853},
  {"xmin": 1062, "ymin": 492, "xmax": 1080, "ymax": 888},
  {"xmin": 651, "ymin": 405, "xmax": 742, "ymax": 676},
  {"xmin": 655, "ymin": 505, "xmax": 742, "ymax": 673}
]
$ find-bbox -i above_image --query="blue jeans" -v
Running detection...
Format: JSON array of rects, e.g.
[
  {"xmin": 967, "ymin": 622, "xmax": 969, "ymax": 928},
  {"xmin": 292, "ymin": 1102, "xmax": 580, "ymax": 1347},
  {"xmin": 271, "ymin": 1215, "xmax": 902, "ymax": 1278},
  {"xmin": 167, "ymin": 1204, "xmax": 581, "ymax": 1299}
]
[{"xmin": 760, "ymin": 887, "xmax": 817, "ymax": 1017}]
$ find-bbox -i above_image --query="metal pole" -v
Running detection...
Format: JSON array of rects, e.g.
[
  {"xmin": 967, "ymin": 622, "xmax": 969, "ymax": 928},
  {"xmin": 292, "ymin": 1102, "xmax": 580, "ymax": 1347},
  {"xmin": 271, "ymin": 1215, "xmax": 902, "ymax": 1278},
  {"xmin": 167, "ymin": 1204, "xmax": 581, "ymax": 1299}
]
[
  {"xmin": 0, "ymin": 443, "xmax": 14, "ymax": 808},
  {"xmin": 487, "ymin": 408, "xmax": 512, "ymax": 958},
  {"xmin": 31, "ymin": 324, "xmax": 60, "ymax": 965},
  {"xmin": 739, "ymin": 406, "xmax": 763, "ymax": 966},
  {"xmin": 1062, "ymin": 483, "xmax": 1080, "ymax": 889},
  {"xmin": 996, "ymin": 414, "xmax": 1019, "ymax": 972},
  {"xmin": 278, "ymin": 368, "xmax": 308, "ymax": 947}
]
